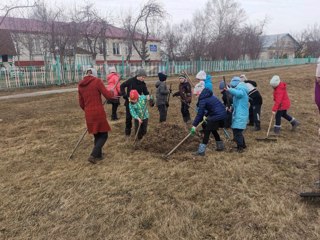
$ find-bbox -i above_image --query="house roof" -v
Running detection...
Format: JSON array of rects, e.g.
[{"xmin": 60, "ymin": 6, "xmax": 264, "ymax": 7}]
[
  {"xmin": 0, "ymin": 16, "xmax": 160, "ymax": 42},
  {"xmin": 0, "ymin": 29, "xmax": 17, "ymax": 55},
  {"xmin": 260, "ymin": 33, "xmax": 299, "ymax": 49}
]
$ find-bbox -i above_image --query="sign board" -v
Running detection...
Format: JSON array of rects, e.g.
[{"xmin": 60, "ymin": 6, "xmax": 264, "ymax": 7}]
[{"xmin": 150, "ymin": 44, "xmax": 157, "ymax": 52}]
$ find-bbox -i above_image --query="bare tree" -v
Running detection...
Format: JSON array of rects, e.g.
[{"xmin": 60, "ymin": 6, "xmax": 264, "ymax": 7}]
[
  {"xmin": 240, "ymin": 20, "xmax": 266, "ymax": 59},
  {"xmin": 161, "ymin": 23, "xmax": 183, "ymax": 61},
  {"xmin": 124, "ymin": 0, "xmax": 165, "ymax": 65},
  {"xmin": 0, "ymin": 0, "xmax": 39, "ymax": 27}
]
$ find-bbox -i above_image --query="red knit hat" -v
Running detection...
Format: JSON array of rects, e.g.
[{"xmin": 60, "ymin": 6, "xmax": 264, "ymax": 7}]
[{"xmin": 129, "ymin": 90, "xmax": 139, "ymax": 101}]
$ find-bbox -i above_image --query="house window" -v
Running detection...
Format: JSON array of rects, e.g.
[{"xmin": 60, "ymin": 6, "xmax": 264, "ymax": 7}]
[{"xmin": 113, "ymin": 42, "xmax": 121, "ymax": 55}]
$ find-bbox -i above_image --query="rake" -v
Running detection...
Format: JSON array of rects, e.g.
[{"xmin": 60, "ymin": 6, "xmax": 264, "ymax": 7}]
[
  {"xmin": 300, "ymin": 159, "xmax": 320, "ymax": 198},
  {"xmin": 162, "ymin": 119, "xmax": 205, "ymax": 160},
  {"xmin": 256, "ymin": 114, "xmax": 277, "ymax": 142}
]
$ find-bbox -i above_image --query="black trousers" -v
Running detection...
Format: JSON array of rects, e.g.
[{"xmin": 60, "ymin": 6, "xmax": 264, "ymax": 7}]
[
  {"xmin": 111, "ymin": 102, "xmax": 119, "ymax": 120},
  {"xmin": 275, "ymin": 110, "xmax": 293, "ymax": 126},
  {"xmin": 125, "ymin": 102, "xmax": 132, "ymax": 136},
  {"xmin": 157, "ymin": 104, "xmax": 168, "ymax": 122},
  {"xmin": 90, "ymin": 132, "xmax": 108, "ymax": 158},
  {"xmin": 134, "ymin": 119, "xmax": 148, "ymax": 140},
  {"xmin": 181, "ymin": 102, "xmax": 190, "ymax": 123},
  {"xmin": 249, "ymin": 104, "xmax": 261, "ymax": 127},
  {"xmin": 202, "ymin": 119, "xmax": 223, "ymax": 144},
  {"xmin": 232, "ymin": 128, "xmax": 246, "ymax": 148}
]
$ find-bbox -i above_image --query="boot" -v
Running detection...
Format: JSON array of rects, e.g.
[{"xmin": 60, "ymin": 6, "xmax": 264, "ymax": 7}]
[
  {"xmin": 273, "ymin": 125, "xmax": 281, "ymax": 135},
  {"xmin": 215, "ymin": 141, "xmax": 224, "ymax": 151},
  {"xmin": 290, "ymin": 118, "xmax": 300, "ymax": 131},
  {"xmin": 253, "ymin": 122, "xmax": 261, "ymax": 131},
  {"xmin": 194, "ymin": 143, "xmax": 206, "ymax": 156}
]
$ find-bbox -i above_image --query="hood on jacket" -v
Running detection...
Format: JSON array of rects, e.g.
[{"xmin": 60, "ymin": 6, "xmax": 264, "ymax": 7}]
[
  {"xmin": 205, "ymin": 74, "xmax": 212, "ymax": 84},
  {"xmin": 275, "ymin": 81, "xmax": 287, "ymax": 90},
  {"xmin": 155, "ymin": 80, "xmax": 162, "ymax": 88},
  {"xmin": 107, "ymin": 72, "xmax": 118, "ymax": 81},
  {"xmin": 79, "ymin": 75, "xmax": 96, "ymax": 87},
  {"xmin": 236, "ymin": 81, "xmax": 249, "ymax": 94},
  {"xmin": 199, "ymin": 88, "xmax": 213, "ymax": 100}
]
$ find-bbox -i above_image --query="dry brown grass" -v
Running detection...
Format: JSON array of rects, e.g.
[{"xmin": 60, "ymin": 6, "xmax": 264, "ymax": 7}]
[{"xmin": 0, "ymin": 64, "xmax": 320, "ymax": 240}]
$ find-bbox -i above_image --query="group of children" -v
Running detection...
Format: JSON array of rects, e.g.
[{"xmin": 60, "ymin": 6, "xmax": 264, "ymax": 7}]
[{"xmin": 107, "ymin": 68, "xmax": 301, "ymax": 155}]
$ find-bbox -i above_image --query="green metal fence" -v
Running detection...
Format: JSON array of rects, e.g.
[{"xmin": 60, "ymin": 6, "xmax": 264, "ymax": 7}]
[{"xmin": 0, "ymin": 57, "xmax": 317, "ymax": 89}]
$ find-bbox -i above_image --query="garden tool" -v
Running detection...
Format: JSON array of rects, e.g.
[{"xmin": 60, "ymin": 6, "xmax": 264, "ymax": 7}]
[
  {"xmin": 68, "ymin": 78, "xmax": 121, "ymax": 160},
  {"xmin": 256, "ymin": 113, "xmax": 277, "ymax": 142},
  {"xmin": 163, "ymin": 119, "xmax": 205, "ymax": 159},
  {"xmin": 182, "ymin": 70, "xmax": 195, "ymax": 87},
  {"xmin": 133, "ymin": 100, "xmax": 149, "ymax": 143}
]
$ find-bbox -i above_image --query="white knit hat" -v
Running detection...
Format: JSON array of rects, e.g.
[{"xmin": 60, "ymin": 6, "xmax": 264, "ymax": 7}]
[
  {"xmin": 196, "ymin": 70, "xmax": 206, "ymax": 80},
  {"xmin": 270, "ymin": 75, "xmax": 281, "ymax": 87},
  {"xmin": 240, "ymin": 74, "xmax": 247, "ymax": 81}
]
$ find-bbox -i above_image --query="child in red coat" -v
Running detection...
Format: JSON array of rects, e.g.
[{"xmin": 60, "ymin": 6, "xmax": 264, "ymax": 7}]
[{"xmin": 270, "ymin": 75, "xmax": 300, "ymax": 134}]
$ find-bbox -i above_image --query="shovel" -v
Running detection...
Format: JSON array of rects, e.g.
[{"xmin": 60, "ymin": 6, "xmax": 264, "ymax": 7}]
[{"xmin": 256, "ymin": 114, "xmax": 277, "ymax": 142}]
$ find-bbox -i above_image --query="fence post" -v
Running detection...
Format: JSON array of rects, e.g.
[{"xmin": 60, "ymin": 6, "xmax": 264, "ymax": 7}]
[
  {"xmin": 223, "ymin": 57, "xmax": 227, "ymax": 72},
  {"xmin": 121, "ymin": 56, "xmax": 124, "ymax": 77},
  {"xmin": 56, "ymin": 55, "xmax": 61, "ymax": 85}
]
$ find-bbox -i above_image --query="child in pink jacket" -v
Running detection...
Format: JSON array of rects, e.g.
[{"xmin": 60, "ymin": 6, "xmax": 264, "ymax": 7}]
[{"xmin": 106, "ymin": 66, "xmax": 121, "ymax": 121}]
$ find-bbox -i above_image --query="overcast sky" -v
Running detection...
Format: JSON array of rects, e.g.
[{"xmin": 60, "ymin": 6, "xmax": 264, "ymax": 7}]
[{"xmin": 2, "ymin": 0, "xmax": 320, "ymax": 34}]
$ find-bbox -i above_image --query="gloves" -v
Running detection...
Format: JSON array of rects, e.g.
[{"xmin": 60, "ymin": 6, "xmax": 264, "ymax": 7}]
[
  {"xmin": 172, "ymin": 92, "xmax": 178, "ymax": 97},
  {"xmin": 203, "ymin": 116, "xmax": 207, "ymax": 123},
  {"xmin": 190, "ymin": 126, "xmax": 196, "ymax": 136}
]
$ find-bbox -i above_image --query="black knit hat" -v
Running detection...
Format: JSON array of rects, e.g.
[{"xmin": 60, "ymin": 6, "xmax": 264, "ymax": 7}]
[
  {"xmin": 158, "ymin": 72, "xmax": 167, "ymax": 82},
  {"xmin": 179, "ymin": 73, "xmax": 187, "ymax": 79}
]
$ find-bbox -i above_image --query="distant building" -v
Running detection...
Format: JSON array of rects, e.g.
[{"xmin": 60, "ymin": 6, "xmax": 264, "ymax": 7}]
[
  {"xmin": 0, "ymin": 16, "xmax": 161, "ymax": 67},
  {"xmin": 260, "ymin": 33, "xmax": 300, "ymax": 60}
]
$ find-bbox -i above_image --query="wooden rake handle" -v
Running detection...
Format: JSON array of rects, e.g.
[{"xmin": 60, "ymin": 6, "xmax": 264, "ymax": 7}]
[
  {"xmin": 164, "ymin": 119, "xmax": 205, "ymax": 158},
  {"xmin": 266, "ymin": 113, "xmax": 274, "ymax": 137}
]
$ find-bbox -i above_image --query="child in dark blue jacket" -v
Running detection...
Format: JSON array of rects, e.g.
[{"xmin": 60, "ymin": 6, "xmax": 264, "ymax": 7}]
[{"xmin": 190, "ymin": 88, "xmax": 227, "ymax": 156}]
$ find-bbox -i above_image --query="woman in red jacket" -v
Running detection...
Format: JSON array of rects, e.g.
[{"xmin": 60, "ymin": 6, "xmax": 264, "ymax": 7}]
[
  {"xmin": 78, "ymin": 68, "xmax": 114, "ymax": 164},
  {"xmin": 270, "ymin": 75, "xmax": 300, "ymax": 134},
  {"xmin": 106, "ymin": 66, "xmax": 121, "ymax": 120}
]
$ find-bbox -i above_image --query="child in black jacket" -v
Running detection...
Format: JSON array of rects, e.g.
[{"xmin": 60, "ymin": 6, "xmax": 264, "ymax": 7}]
[
  {"xmin": 240, "ymin": 74, "xmax": 263, "ymax": 131},
  {"xmin": 172, "ymin": 74, "xmax": 192, "ymax": 124},
  {"xmin": 219, "ymin": 80, "xmax": 233, "ymax": 128}
]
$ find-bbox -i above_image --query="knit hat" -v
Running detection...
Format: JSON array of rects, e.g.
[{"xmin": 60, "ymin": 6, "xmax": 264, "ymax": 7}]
[
  {"xmin": 196, "ymin": 70, "xmax": 206, "ymax": 80},
  {"xmin": 129, "ymin": 89, "xmax": 139, "ymax": 101},
  {"xmin": 270, "ymin": 75, "xmax": 281, "ymax": 87},
  {"xmin": 136, "ymin": 68, "xmax": 147, "ymax": 77},
  {"xmin": 240, "ymin": 74, "xmax": 247, "ymax": 81},
  {"xmin": 230, "ymin": 77, "xmax": 241, "ymax": 88},
  {"xmin": 109, "ymin": 66, "xmax": 116, "ymax": 73},
  {"xmin": 158, "ymin": 72, "xmax": 167, "ymax": 82},
  {"xmin": 86, "ymin": 67, "xmax": 97, "ymax": 77},
  {"xmin": 219, "ymin": 80, "xmax": 226, "ymax": 90},
  {"xmin": 179, "ymin": 73, "xmax": 187, "ymax": 79}
]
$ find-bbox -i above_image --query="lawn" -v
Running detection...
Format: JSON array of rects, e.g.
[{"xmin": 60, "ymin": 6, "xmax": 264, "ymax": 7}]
[{"xmin": 0, "ymin": 64, "xmax": 319, "ymax": 239}]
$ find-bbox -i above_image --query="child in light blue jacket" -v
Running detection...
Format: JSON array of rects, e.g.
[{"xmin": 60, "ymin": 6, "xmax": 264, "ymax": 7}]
[{"xmin": 226, "ymin": 76, "xmax": 249, "ymax": 153}]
